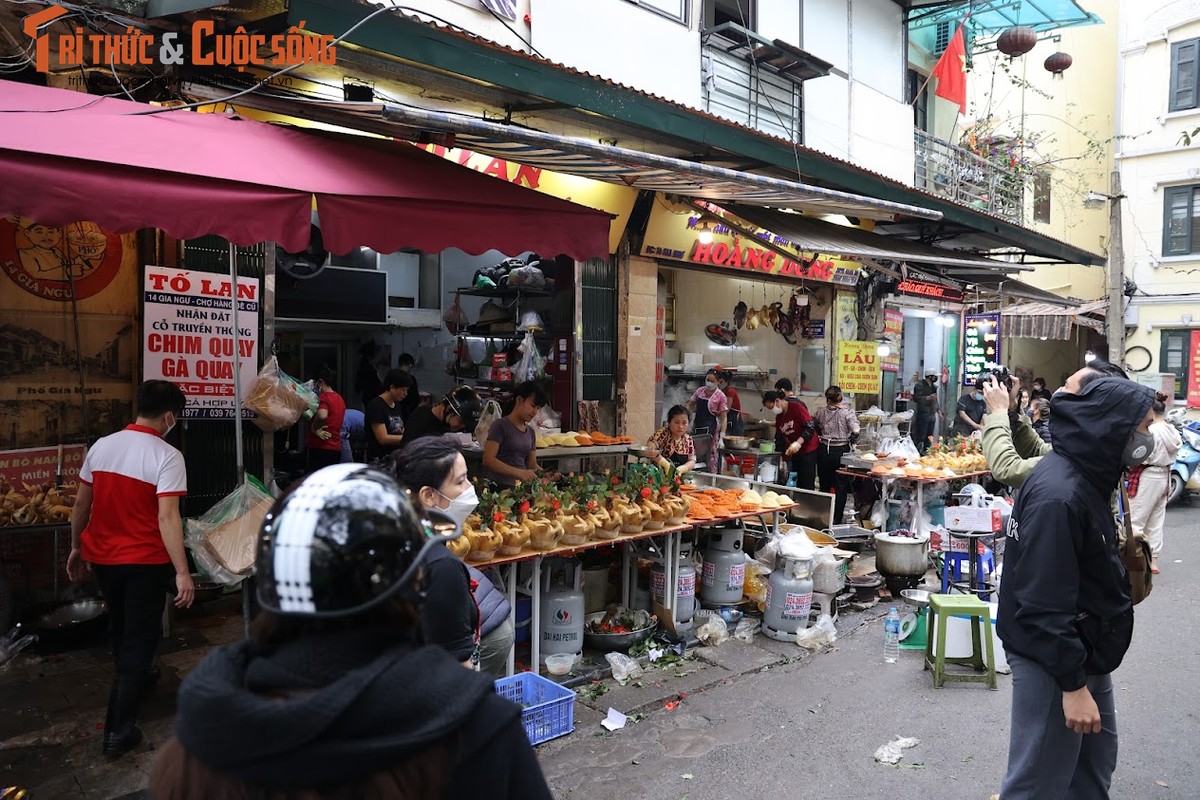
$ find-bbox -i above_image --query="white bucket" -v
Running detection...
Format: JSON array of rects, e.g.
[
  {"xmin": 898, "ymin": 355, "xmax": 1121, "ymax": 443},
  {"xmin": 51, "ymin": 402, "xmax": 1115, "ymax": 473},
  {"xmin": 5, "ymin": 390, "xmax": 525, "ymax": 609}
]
[{"xmin": 928, "ymin": 600, "xmax": 1010, "ymax": 673}]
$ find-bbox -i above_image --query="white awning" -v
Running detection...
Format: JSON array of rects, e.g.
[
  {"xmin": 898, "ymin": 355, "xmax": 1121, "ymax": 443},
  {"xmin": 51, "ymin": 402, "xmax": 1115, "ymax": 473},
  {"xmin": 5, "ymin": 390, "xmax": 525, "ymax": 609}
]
[{"xmin": 179, "ymin": 87, "xmax": 943, "ymax": 223}]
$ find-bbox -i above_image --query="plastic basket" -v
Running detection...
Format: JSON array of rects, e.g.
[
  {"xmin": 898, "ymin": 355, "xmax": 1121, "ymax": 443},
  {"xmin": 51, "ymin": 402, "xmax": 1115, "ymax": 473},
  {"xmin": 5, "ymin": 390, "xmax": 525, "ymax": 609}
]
[{"xmin": 494, "ymin": 672, "xmax": 575, "ymax": 745}]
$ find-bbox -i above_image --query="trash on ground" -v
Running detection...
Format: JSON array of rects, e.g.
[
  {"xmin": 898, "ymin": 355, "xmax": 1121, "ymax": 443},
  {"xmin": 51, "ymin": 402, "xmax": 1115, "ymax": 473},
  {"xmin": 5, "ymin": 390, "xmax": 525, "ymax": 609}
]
[
  {"xmin": 600, "ymin": 708, "xmax": 628, "ymax": 731},
  {"xmin": 874, "ymin": 736, "xmax": 920, "ymax": 765},
  {"xmin": 696, "ymin": 614, "xmax": 729, "ymax": 646},
  {"xmin": 605, "ymin": 652, "xmax": 644, "ymax": 684},
  {"xmin": 796, "ymin": 614, "xmax": 837, "ymax": 650}
]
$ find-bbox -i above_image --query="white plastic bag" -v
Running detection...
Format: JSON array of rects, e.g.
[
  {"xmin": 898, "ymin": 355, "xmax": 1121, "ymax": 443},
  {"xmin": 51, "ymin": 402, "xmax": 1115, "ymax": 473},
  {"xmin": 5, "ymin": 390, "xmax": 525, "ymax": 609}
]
[
  {"xmin": 533, "ymin": 405, "xmax": 562, "ymax": 435},
  {"xmin": 474, "ymin": 399, "xmax": 503, "ymax": 443},
  {"xmin": 605, "ymin": 652, "xmax": 644, "ymax": 684},
  {"xmin": 795, "ymin": 613, "xmax": 837, "ymax": 650},
  {"xmin": 696, "ymin": 614, "xmax": 729, "ymax": 646},
  {"xmin": 186, "ymin": 476, "xmax": 275, "ymax": 583},
  {"xmin": 514, "ymin": 332, "xmax": 546, "ymax": 382},
  {"xmin": 733, "ymin": 618, "xmax": 760, "ymax": 642}
]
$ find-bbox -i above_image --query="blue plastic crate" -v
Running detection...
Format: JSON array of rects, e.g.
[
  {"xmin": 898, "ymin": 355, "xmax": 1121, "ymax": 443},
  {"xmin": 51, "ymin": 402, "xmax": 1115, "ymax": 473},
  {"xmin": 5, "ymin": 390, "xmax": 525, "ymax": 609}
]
[{"xmin": 494, "ymin": 672, "xmax": 575, "ymax": 745}]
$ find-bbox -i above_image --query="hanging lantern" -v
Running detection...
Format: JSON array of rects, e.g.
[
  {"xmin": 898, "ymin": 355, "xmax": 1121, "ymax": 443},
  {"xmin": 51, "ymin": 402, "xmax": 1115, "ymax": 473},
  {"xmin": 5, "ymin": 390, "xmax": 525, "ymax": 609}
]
[
  {"xmin": 996, "ymin": 25, "xmax": 1038, "ymax": 57},
  {"xmin": 1044, "ymin": 52, "xmax": 1073, "ymax": 77}
]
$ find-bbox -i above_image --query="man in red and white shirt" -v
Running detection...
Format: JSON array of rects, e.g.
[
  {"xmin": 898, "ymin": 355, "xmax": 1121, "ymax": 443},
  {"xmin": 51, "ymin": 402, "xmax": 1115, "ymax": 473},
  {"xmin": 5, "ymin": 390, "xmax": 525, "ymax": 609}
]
[{"xmin": 68, "ymin": 380, "xmax": 194, "ymax": 759}]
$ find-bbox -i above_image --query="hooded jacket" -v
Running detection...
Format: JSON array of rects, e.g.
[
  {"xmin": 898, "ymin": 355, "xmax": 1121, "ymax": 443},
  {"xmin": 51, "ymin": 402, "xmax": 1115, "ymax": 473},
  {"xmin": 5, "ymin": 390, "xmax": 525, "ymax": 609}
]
[
  {"xmin": 149, "ymin": 626, "xmax": 551, "ymax": 799},
  {"xmin": 997, "ymin": 378, "xmax": 1154, "ymax": 691}
]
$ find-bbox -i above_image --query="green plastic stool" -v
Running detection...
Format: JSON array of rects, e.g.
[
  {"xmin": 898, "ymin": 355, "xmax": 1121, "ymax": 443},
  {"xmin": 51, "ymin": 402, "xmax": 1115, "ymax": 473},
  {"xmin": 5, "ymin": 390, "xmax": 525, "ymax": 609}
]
[{"xmin": 923, "ymin": 594, "xmax": 997, "ymax": 689}]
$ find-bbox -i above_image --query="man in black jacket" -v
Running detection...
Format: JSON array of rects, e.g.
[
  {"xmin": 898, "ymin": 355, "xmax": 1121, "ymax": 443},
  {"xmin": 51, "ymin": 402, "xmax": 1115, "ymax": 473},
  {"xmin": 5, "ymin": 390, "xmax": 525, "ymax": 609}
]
[{"xmin": 998, "ymin": 373, "xmax": 1156, "ymax": 798}]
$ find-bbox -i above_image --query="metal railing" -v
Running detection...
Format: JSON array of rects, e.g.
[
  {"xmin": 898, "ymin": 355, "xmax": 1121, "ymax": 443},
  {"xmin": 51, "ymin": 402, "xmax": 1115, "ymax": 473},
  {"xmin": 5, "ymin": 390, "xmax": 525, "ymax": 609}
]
[{"xmin": 914, "ymin": 130, "xmax": 1024, "ymax": 223}]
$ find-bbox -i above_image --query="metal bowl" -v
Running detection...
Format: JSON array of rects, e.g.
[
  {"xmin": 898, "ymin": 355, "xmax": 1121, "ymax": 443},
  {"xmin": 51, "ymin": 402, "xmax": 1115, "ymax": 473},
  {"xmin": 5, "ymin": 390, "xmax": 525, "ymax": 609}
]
[
  {"xmin": 723, "ymin": 436, "xmax": 753, "ymax": 450},
  {"xmin": 37, "ymin": 598, "xmax": 107, "ymax": 629},
  {"xmin": 900, "ymin": 588, "xmax": 931, "ymax": 608},
  {"xmin": 583, "ymin": 610, "xmax": 657, "ymax": 652},
  {"xmin": 191, "ymin": 578, "xmax": 225, "ymax": 604}
]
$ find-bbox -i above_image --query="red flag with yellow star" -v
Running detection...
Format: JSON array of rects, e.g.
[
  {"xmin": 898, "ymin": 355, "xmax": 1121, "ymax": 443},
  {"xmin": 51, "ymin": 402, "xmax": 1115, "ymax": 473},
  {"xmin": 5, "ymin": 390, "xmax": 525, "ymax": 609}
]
[{"xmin": 932, "ymin": 23, "xmax": 968, "ymax": 115}]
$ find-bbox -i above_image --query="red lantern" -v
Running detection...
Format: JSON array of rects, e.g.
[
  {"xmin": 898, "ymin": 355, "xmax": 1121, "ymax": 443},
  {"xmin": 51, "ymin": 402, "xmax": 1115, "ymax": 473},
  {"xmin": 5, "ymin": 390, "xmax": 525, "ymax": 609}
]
[
  {"xmin": 996, "ymin": 26, "xmax": 1037, "ymax": 57},
  {"xmin": 1044, "ymin": 52, "xmax": 1073, "ymax": 77}
]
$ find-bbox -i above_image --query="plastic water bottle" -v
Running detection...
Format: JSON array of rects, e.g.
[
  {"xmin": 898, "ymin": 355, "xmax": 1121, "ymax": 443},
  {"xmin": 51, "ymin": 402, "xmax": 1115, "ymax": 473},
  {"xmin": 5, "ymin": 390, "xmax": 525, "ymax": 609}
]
[{"xmin": 883, "ymin": 607, "xmax": 901, "ymax": 663}]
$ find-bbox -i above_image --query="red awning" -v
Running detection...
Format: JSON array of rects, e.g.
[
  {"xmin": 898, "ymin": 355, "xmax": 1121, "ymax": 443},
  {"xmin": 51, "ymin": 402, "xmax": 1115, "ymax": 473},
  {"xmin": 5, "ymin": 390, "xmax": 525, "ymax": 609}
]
[{"xmin": 0, "ymin": 80, "xmax": 611, "ymax": 259}]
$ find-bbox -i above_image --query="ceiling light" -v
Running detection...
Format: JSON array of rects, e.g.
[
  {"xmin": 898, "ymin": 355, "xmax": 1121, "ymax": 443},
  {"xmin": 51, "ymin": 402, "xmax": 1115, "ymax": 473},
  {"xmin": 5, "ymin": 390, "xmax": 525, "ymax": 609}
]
[{"xmin": 697, "ymin": 221, "xmax": 714, "ymax": 245}]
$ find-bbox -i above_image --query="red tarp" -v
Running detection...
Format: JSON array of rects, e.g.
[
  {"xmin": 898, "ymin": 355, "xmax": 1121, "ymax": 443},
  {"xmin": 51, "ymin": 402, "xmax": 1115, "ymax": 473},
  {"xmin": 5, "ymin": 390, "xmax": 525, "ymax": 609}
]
[{"xmin": 0, "ymin": 80, "xmax": 612, "ymax": 259}]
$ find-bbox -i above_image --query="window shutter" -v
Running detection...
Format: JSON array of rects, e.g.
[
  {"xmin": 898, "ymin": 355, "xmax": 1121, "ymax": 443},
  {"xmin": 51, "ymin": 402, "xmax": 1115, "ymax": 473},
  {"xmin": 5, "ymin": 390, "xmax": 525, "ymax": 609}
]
[
  {"xmin": 1170, "ymin": 39, "xmax": 1199, "ymax": 112},
  {"xmin": 1163, "ymin": 186, "xmax": 1193, "ymax": 255}
]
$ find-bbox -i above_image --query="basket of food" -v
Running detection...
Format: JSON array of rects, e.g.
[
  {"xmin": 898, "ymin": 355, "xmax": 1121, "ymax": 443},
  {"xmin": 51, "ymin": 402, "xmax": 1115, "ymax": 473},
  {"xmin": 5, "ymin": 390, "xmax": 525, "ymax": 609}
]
[{"xmin": 583, "ymin": 607, "xmax": 657, "ymax": 652}]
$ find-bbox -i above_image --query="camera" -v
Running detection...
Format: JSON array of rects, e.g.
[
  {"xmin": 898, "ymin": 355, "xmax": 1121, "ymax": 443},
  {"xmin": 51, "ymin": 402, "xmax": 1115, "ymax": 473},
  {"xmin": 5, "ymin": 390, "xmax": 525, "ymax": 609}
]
[{"xmin": 987, "ymin": 366, "xmax": 1015, "ymax": 390}]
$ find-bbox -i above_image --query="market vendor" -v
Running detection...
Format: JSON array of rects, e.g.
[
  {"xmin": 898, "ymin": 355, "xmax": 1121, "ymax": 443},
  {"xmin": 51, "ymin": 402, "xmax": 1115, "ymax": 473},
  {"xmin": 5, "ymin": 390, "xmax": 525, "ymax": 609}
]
[
  {"xmin": 716, "ymin": 369, "xmax": 744, "ymax": 436},
  {"xmin": 688, "ymin": 368, "xmax": 728, "ymax": 446},
  {"xmin": 950, "ymin": 376, "xmax": 987, "ymax": 437},
  {"xmin": 813, "ymin": 385, "xmax": 860, "ymax": 524},
  {"xmin": 404, "ymin": 386, "xmax": 482, "ymax": 446},
  {"xmin": 763, "ymin": 389, "xmax": 819, "ymax": 490},
  {"xmin": 645, "ymin": 404, "xmax": 697, "ymax": 473},
  {"xmin": 305, "ymin": 365, "xmax": 346, "ymax": 474},
  {"xmin": 480, "ymin": 381, "xmax": 546, "ymax": 486},
  {"xmin": 365, "ymin": 368, "xmax": 415, "ymax": 463}
]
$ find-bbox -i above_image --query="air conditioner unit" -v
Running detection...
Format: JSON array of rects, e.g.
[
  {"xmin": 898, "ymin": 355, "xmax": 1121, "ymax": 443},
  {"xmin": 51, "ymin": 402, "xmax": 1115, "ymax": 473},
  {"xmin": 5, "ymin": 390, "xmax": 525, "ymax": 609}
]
[{"xmin": 386, "ymin": 308, "xmax": 442, "ymax": 329}]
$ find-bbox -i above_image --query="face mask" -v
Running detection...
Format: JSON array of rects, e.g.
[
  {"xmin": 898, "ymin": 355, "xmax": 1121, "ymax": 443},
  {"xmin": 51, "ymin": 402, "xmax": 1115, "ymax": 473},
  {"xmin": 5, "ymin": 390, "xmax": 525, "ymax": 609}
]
[
  {"xmin": 1122, "ymin": 429, "xmax": 1154, "ymax": 467},
  {"xmin": 438, "ymin": 485, "xmax": 479, "ymax": 528},
  {"xmin": 705, "ymin": 381, "xmax": 718, "ymax": 392},
  {"xmin": 974, "ymin": 392, "xmax": 984, "ymax": 401},
  {"xmin": 163, "ymin": 413, "xmax": 176, "ymax": 438},
  {"xmin": 769, "ymin": 405, "xmax": 784, "ymax": 416}
]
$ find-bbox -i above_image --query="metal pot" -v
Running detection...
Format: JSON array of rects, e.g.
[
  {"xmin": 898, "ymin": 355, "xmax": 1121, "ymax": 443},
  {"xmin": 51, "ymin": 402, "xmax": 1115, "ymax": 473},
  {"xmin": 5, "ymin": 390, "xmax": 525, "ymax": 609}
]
[
  {"xmin": 873, "ymin": 532, "xmax": 931, "ymax": 577},
  {"xmin": 582, "ymin": 610, "xmax": 657, "ymax": 652},
  {"xmin": 34, "ymin": 598, "xmax": 108, "ymax": 652}
]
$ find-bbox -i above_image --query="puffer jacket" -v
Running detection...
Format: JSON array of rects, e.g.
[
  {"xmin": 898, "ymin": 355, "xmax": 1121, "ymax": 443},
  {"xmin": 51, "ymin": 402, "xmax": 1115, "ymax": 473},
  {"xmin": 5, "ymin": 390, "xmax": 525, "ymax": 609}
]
[
  {"xmin": 468, "ymin": 565, "xmax": 511, "ymax": 638},
  {"xmin": 997, "ymin": 378, "xmax": 1154, "ymax": 691}
]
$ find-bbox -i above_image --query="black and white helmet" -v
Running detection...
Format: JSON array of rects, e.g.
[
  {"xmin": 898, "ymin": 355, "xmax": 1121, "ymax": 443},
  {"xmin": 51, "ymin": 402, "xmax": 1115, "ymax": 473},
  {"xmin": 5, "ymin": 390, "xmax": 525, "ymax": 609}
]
[{"xmin": 255, "ymin": 464, "xmax": 457, "ymax": 618}]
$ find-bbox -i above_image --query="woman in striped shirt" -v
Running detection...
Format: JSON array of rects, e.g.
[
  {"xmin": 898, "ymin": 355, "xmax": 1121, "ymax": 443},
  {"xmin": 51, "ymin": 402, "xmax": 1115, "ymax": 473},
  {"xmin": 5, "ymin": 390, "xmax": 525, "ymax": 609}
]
[{"xmin": 813, "ymin": 385, "xmax": 860, "ymax": 524}]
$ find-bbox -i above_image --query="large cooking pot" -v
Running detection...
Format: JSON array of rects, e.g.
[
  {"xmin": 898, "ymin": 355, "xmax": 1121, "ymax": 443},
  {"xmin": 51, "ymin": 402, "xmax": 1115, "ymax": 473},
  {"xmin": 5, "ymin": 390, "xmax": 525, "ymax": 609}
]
[
  {"xmin": 873, "ymin": 531, "xmax": 931, "ymax": 577},
  {"xmin": 33, "ymin": 598, "xmax": 108, "ymax": 652}
]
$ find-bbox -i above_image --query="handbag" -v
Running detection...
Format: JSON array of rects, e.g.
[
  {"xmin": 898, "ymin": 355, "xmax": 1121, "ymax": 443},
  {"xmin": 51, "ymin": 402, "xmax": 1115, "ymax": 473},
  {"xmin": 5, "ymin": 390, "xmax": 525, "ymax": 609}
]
[{"xmin": 1118, "ymin": 484, "xmax": 1153, "ymax": 605}]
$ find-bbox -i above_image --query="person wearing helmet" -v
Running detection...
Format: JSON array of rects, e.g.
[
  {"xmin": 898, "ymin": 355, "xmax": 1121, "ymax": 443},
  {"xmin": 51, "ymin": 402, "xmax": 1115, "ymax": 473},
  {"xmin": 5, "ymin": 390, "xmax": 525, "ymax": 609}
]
[
  {"xmin": 150, "ymin": 464, "xmax": 551, "ymax": 798},
  {"xmin": 403, "ymin": 385, "xmax": 481, "ymax": 447},
  {"xmin": 391, "ymin": 438, "xmax": 515, "ymax": 676}
]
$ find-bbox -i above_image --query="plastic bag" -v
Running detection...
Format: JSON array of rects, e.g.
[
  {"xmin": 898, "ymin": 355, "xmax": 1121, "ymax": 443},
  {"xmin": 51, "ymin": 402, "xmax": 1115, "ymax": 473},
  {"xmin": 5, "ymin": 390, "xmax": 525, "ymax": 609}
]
[
  {"xmin": 514, "ymin": 332, "xmax": 546, "ymax": 383},
  {"xmin": 244, "ymin": 356, "xmax": 309, "ymax": 432},
  {"xmin": 506, "ymin": 264, "xmax": 546, "ymax": 287},
  {"xmin": 605, "ymin": 652, "xmax": 644, "ymax": 684},
  {"xmin": 778, "ymin": 531, "xmax": 817, "ymax": 560},
  {"xmin": 474, "ymin": 399, "xmax": 503, "ymax": 443},
  {"xmin": 696, "ymin": 613, "xmax": 729, "ymax": 646},
  {"xmin": 795, "ymin": 613, "xmax": 837, "ymax": 650},
  {"xmin": 743, "ymin": 558, "xmax": 770, "ymax": 605},
  {"xmin": 186, "ymin": 476, "xmax": 274, "ymax": 583},
  {"xmin": 733, "ymin": 618, "xmax": 760, "ymax": 642},
  {"xmin": 533, "ymin": 405, "xmax": 562, "ymax": 435},
  {"xmin": 443, "ymin": 294, "xmax": 469, "ymax": 335}
]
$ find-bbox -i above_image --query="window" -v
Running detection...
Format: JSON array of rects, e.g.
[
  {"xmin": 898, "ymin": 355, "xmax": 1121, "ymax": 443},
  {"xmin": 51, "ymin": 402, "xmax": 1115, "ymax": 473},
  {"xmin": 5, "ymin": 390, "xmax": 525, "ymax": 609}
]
[
  {"xmin": 907, "ymin": 69, "xmax": 929, "ymax": 132},
  {"xmin": 1160, "ymin": 329, "xmax": 1195, "ymax": 400},
  {"xmin": 704, "ymin": 0, "xmax": 753, "ymax": 30},
  {"xmin": 1033, "ymin": 170, "xmax": 1051, "ymax": 224},
  {"xmin": 626, "ymin": 0, "xmax": 689, "ymax": 24},
  {"xmin": 1170, "ymin": 38, "xmax": 1199, "ymax": 112},
  {"xmin": 1163, "ymin": 184, "xmax": 1200, "ymax": 255}
]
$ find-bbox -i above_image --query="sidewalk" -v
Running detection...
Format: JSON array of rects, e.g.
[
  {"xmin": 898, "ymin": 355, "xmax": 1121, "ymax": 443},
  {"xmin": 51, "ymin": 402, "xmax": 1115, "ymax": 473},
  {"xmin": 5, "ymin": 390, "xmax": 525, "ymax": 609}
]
[{"xmin": 1, "ymin": 594, "xmax": 244, "ymax": 800}]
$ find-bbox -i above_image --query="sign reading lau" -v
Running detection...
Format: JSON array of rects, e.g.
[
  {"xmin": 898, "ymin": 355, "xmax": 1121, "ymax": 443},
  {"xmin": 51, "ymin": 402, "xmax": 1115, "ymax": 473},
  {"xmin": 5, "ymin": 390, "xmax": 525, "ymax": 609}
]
[
  {"xmin": 143, "ymin": 267, "xmax": 260, "ymax": 419},
  {"xmin": 836, "ymin": 341, "xmax": 882, "ymax": 394},
  {"xmin": 963, "ymin": 313, "xmax": 1001, "ymax": 385}
]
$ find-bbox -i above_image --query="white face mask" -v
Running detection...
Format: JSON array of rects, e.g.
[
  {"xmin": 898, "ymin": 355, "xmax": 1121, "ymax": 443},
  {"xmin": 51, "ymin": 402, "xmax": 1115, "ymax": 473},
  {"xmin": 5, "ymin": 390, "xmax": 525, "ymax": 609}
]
[
  {"xmin": 769, "ymin": 405, "xmax": 784, "ymax": 416},
  {"xmin": 439, "ymin": 485, "xmax": 479, "ymax": 527},
  {"xmin": 163, "ymin": 412, "xmax": 176, "ymax": 438},
  {"xmin": 705, "ymin": 381, "xmax": 718, "ymax": 392}
]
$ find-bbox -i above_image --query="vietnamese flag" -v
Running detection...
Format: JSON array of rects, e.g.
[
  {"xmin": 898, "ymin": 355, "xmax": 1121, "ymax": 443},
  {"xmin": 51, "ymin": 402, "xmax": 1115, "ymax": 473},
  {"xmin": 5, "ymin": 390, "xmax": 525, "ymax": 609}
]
[{"xmin": 932, "ymin": 23, "xmax": 968, "ymax": 115}]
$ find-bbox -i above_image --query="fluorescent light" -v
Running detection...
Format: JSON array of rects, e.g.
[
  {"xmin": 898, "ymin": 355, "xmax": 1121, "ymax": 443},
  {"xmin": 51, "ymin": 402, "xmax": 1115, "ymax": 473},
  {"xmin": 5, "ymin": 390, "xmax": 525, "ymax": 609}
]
[
  {"xmin": 697, "ymin": 222, "xmax": 714, "ymax": 245},
  {"xmin": 877, "ymin": 343, "xmax": 892, "ymax": 357}
]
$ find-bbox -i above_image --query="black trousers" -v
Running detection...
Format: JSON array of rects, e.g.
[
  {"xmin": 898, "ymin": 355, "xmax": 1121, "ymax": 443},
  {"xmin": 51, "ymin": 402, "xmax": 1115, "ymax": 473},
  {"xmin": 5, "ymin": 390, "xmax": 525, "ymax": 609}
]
[
  {"xmin": 789, "ymin": 449, "xmax": 818, "ymax": 491},
  {"xmin": 912, "ymin": 415, "xmax": 936, "ymax": 454},
  {"xmin": 306, "ymin": 447, "xmax": 341, "ymax": 474},
  {"xmin": 817, "ymin": 443, "xmax": 850, "ymax": 524},
  {"xmin": 93, "ymin": 563, "xmax": 173, "ymax": 678}
]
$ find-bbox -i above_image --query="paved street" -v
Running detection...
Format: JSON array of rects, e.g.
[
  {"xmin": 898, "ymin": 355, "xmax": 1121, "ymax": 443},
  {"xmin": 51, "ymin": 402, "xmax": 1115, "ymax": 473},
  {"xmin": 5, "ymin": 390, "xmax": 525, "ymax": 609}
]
[
  {"xmin": 539, "ymin": 504, "xmax": 1199, "ymax": 800},
  {"xmin": 1, "ymin": 504, "xmax": 1195, "ymax": 799}
]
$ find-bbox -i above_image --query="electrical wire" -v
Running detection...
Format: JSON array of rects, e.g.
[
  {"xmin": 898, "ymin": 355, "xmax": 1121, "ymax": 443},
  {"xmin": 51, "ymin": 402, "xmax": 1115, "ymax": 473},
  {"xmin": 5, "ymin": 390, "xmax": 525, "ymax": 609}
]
[{"xmin": 473, "ymin": 1, "xmax": 543, "ymax": 59}]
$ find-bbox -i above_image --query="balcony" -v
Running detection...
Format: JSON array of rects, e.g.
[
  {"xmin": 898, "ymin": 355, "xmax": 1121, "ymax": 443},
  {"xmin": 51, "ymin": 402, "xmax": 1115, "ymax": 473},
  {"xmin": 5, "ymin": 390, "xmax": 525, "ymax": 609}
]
[
  {"xmin": 914, "ymin": 130, "xmax": 1025, "ymax": 224},
  {"xmin": 700, "ymin": 23, "xmax": 831, "ymax": 143}
]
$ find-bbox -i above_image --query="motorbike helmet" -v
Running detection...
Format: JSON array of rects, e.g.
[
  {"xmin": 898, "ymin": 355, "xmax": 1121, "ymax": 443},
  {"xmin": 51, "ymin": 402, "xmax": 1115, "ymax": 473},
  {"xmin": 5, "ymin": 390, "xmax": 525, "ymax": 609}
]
[
  {"xmin": 256, "ymin": 464, "xmax": 458, "ymax": 618},
  {"xmin": 444, "ymin": 385, "xmax": 482, "ymax": 432}
]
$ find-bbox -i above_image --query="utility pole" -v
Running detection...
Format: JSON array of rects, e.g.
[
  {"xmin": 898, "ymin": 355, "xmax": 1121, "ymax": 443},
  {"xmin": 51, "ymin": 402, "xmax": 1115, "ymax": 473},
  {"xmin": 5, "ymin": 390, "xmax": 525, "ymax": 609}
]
[{"xmin": 1106, "ymin": 169, "xmax": 1126, "ymax": 368}]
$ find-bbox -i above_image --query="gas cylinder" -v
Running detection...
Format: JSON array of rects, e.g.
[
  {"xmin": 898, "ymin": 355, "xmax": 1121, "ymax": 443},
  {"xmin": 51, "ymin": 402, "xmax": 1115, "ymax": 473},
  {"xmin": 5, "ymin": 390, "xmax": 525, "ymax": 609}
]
[
  {"xmin": 651, "ymin": 542, "xmax": 697, "ymax": 631},
  {"xmin": 762, "ymin": 556, "xmax": 814, "ymax": 641},
  {"xmin": 540, "ymin": 558, "xmax": 584, "ymax": 661},
  {"xmin": 701, "ymin": 526, "xmax": 745, "ymax": 605}
]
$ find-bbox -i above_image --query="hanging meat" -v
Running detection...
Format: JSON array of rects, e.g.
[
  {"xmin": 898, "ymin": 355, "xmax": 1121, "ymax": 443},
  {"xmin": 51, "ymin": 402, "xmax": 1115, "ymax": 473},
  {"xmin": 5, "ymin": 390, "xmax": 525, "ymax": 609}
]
[{"xmin": 733, "ymin": 301, "xmax": 748, "ymax": 330}]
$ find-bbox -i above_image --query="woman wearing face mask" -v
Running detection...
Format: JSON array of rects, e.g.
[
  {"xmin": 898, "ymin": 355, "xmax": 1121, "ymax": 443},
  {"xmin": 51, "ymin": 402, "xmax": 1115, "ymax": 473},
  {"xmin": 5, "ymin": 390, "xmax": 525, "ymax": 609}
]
[
  {"xmin": 390, "ymin": 438, "xmax": 514, "ymax": 675},
  {"xmin": 1029, "ymin": 397, "xmax": 1052, "ymax": 443},
  {"xmin": 1127, "ymin": 393, "xmax": 1182, "ymax": 575},
  {"xmin": 951, "ymin": 377, "xmax": 988, "ymax": 437},
  {"xmin": 688, "ymin": 368, "xmax": 729, "ymax": 452}
]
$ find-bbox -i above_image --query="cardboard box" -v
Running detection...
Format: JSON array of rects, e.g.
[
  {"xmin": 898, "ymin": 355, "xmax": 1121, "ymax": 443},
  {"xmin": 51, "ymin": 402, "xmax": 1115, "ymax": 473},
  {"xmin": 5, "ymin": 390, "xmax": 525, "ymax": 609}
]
[
  {"xmin": 944, "ymin": 506, "xmax": 1002, "ymax": 533},
  {"xmin": 202, "ymin": 496, "xmax": 272, "ymax": 575}
]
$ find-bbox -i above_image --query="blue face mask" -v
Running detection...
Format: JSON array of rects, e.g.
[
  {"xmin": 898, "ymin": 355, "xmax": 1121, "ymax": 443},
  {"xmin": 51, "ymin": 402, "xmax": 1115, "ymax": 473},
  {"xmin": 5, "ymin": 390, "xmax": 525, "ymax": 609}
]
[{"xmin": 974, "ymin": 392, "xmax": 984, "ymax": 401}]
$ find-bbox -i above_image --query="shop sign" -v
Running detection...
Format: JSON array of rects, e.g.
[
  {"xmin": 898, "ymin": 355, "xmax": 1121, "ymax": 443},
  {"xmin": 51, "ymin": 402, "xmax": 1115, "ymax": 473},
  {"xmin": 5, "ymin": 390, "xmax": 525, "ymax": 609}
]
[
  {"xmin": 962, "ymin": 313, "xmax": 1002, "ymax": 385},
  {"xmin": 894, "ymin": 279, "xmax": 964, "ymax": 302},
  {"xmin": 836, "ymin": 341, "xmax": 882, "ymax": 394},
  {"xmin": 640, "ymin": 204, "xmax": 861, "ymax": 286},
  {"xmin": 0, "ymin": 445, "xmax": 86, "ymax": 492},
  {"xmin": 802, "ymin": 320, "xmax": 825, "ymax": 340},
  {"xmin": 881, "ymin": 308, "xmax": 903, "ymax": 373},
  {"xmin": 1189, "ymin": 331, "xmax": 1200, "ymax": 409},
  {"xmin": 834, "ymin": 294, "xmax": 858, "ymax": 342},
  {"xmin": 419, "ymin": 144, "xmax": 637, "ymax": 254},
  {"xmin": 143, "ymin": 267, "xmax": 260, "ymax": 420}
]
